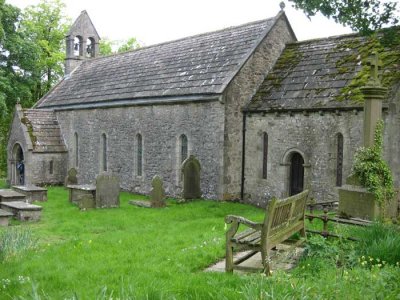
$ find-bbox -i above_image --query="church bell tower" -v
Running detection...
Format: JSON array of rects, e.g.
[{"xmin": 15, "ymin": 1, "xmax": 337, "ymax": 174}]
[{"xmin": 65, "ymin": 10, "xmax": 100, "ymax": 75}]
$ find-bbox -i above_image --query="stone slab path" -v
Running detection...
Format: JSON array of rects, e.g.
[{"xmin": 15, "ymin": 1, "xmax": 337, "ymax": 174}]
[{"xmin": 205, "ymin": 243, "xmax": 305, "ymax": 274}]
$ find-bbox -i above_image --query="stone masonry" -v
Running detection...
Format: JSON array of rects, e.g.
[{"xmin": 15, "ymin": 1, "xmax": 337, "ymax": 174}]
[{"xmin": 222, "ymin": 15, "xmax": 296, "ymax": 200}]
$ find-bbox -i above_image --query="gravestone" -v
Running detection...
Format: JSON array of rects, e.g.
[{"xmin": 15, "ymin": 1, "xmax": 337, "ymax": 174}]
[
  {"xmin": 12, "ymin": 185, "xmax": 47, "ymax": 203},
  {"xmin": 129, "ymin": 175, "xmax": 166, "ymax": 208},
  {"xmin": 65, "ymin": 168, "xmax": 78, "ymax": 186},
  {"xmin": 182, "ymin": 155, "xmax": 201, "ymax": 200},
  {"xmin": 95, "ymin": 172, "xmax": 120, "ymax": 208},
  {"xmin": 150, "ymin": 176, "xmax": 166, "ymax": 208},
  {"xmin": 0, "ymin": 201, "xmax": 42, "ymax": 221}
]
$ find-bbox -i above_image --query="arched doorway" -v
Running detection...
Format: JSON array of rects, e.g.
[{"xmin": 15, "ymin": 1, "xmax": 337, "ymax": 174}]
[
  {"xmin": 12, "ymin": 143, "xmax": 25, "ymax": 185},
  {"xmin": 289, "ymin": 152, "xmax": 304, "ymax": 196}
]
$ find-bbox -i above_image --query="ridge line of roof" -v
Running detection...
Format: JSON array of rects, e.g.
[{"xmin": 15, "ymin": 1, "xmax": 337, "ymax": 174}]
[
  {"xmin": 288, "ymin": 32, "xmax": 362, "ymax": 46},
  {"xmin": 80, "ymin": 16, "xmax": 277, "ymax": 63}
]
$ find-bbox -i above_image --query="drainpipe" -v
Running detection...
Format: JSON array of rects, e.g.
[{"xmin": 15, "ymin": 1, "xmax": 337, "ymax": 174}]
[{"xmin": 240, "ymin": 111, "xmax": 247, "ymax": 200}]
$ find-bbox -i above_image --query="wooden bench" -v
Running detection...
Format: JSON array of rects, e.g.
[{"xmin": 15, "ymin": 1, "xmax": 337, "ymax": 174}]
[{"xmin": 225, "ymin": 190, "xmax": 309, "ymax": 275}]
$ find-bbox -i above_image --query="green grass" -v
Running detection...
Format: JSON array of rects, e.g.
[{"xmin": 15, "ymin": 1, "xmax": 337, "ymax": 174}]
[
  {"xmin": 0, "ymin": 178, "xmax": 7, "ymax": 188},
  {"xmin": 0, "ymin": 187, "xmax": 399, "ymax": 299}
]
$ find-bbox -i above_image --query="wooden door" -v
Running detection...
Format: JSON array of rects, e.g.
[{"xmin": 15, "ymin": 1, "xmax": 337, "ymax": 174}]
[{"xmin": 289, "ymin": 153, "xmax": 304, "ymax": 196}]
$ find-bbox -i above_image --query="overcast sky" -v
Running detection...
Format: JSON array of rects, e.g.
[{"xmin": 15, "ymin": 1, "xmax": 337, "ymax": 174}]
[{"xmin": 7, "ymin": 0, "xmax": 354, "ymax": 46}]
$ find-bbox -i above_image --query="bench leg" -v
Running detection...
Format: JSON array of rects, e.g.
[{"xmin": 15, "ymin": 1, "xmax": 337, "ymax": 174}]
[
  {"xmin": 225, "ymin": 243, "xmax": 234, "ymax": 273},
  {"xmin": 262, "ymin": 249, "xmax": 271, "ymax": 276},
  {"xmin": 300, "ymin": 227, "xmax": 307, "ymax": 240}
]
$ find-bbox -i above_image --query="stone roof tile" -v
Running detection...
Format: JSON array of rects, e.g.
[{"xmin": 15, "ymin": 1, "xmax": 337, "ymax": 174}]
[
  {"xmin": 37, "ymin": 16, "xmax": 279, "ymax": 109},
  {"xmin": 247, "ymin": 32, "xmax": 400, "ymax": 112},
  {"xmin": 22, "ymin": 110, "xmax": 67, "ymax": 153}
]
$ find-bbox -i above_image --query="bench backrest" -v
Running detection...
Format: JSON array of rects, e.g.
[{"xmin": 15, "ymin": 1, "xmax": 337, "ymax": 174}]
[{"xmin": 261, "ymin": 190, "xmax": 309, "ymax": 249}]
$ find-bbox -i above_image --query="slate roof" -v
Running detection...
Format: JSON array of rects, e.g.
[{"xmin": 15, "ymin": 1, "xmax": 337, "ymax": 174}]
[
  {"xmin": 246, "ymin": 33, "xmax": 399, "ymax": 112},
  {"xmin": 36, "ymin": 15, "xmax": 282, "ymax": 109},
  {"xmin": 21, "ymin": 110, "xmax": 67, "ymax": 153}
]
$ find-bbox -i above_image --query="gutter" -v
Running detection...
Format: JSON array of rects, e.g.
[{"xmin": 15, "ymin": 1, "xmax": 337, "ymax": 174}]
[{"xmin": 37, "ymin": 94, "xmax": 222, "ymax": 111}]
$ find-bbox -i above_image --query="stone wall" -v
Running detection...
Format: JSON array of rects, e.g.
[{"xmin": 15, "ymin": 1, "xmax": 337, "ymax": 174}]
[
  {"xmin": 7, "ymin": 109, "xmax": 32, "ymax": 185},
  {"xmin": 244, "ymin": 110, "xmax": 363, "ymax": 206},
  {"xmin": 29, "ymin": 152, "xmax": 67, "ymax": 185},
  {"xmin": 222, "ymin": 15, "xmax": 296, "ymax": 200},
  {"xmin": 56, "ymin": 100, "xmax": 225, "ymax": 199}
]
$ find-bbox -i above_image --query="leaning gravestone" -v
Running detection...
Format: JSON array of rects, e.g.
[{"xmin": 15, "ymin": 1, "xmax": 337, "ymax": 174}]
[
  {"xmin": 182, "ymin": 155, "xmax": 201, "ymax": 200},
  {"xmin": 150, "ymin": 175, "xmax": 166, "ymax": 208},
  {"xmin": 65, "ymin": 168, "xmax": 78, "ymax": 186},
  {"xmin": 95, "ymin": 172, "xmax": 120, "ymax": 208},
  {"xmin": 129, "ymin": 175, "xmax": 166, "ymax": 208}
]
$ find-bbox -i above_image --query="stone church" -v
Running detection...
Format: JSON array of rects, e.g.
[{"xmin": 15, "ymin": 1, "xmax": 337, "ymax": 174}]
[{"xmin": 7, "ymin": 10, "xmax": 400, "ymax": 205}]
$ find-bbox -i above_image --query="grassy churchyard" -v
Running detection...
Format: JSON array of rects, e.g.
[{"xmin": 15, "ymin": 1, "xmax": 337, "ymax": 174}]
[{"xmin": 0, "ymin": 181, "xmax": 400, "ymax": 299}]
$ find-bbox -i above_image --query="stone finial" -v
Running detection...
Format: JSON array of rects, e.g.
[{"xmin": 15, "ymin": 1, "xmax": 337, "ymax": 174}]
[
  {"xmin": 279, "ymin": 1, "xmax": 286, "ymax": 10},
  {"xmin": 16, "ymin": 98, "xmax": 21, "ymax": 105},
  {"xmin": 366, "ymin": 52, "xmax": 383, "ymax": 87}
]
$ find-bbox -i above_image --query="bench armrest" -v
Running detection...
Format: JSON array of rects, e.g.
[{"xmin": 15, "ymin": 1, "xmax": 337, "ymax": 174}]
[{"xmin": 225, "ymin": 215, "xmax": 262, "ymax": 231}]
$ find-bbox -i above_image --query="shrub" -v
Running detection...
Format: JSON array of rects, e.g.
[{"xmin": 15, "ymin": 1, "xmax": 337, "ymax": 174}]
[{"xmin": 353, "ymin": 120, "xmax": 394, "ymax": 206}]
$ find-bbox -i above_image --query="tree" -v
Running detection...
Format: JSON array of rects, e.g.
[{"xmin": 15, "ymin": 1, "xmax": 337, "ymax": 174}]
[
  {"xmin": 99, "ymin": 38, "xmax": 114, "ymax": 56},
  {"xmin": 117, "ymin": 37, "xmax": 141, "ymax": 53},
  {"xmin": 99, "ymin": 37, "xmax": 141, "ymax": 56},
  {"xmin": 19, "ymin": 0, "xmax": 70, "ymax": 100},
  {"xmin": 288, "ymin": 0, "xmax": 399, "ymax": 34}
]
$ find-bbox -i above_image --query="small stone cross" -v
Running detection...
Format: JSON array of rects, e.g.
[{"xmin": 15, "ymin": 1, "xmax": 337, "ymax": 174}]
[{"xmin": 366, "ymin": 52, "xmax": 383, "ymax": 87}]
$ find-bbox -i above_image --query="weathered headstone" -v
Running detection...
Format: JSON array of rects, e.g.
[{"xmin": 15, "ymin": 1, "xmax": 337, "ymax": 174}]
[
  {"xmin": 129, "ymin": 175, "xmax": 166, "ymax": 208},
  {"xmin": 65, "ymin": 168, "xmax": 78, "ymax": 186},
  {"xmin": 182, "ymin": 155, "xmax": 201, "ymax": 200},
  {"xmin": 150, "ymin": 175, "xmax": 166, "ymax": 208},
  {"xmin": 95, "ymin": 172, "xmax": 120, "ymax": 208}
]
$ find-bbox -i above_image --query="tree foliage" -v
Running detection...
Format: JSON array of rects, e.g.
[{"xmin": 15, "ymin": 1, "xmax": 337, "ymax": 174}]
[
  {"xmin": 19, "ymin": 0, "xmax": 70, "ymax": 100},
  {"xmin": 99, "ymin": 37, "xmax": 141, "ymax": 56},
  {"xmin": 288, "ymin": 0, "xmax": 399, "ymax": 34},
  {"xmin": 117, "ymin": 37, "xmax": 140, "ymax": 53}
]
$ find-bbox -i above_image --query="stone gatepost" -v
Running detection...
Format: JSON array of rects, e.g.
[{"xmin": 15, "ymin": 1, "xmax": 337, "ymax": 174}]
[{"xmin": 338, "ymin": 52, "xmax": 397, "ymax": 220}]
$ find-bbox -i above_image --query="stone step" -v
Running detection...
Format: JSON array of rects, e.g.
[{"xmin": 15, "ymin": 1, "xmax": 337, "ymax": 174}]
[
  {"xmin": 0, "ymin": 189, "xmax": 26, "ymax": 202},
  {"xmin": 0, "ymin": 209, "xmax": 14, "ymax": 226},
  {"xmin": 0, "ymin": 201, "xmax": 42, "ymax": 222}
]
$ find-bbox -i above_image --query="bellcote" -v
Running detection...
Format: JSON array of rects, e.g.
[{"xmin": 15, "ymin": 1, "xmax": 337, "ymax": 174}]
[{"xmin": 65, "ymin": 10, "xmax": 100, "ymax": 75}]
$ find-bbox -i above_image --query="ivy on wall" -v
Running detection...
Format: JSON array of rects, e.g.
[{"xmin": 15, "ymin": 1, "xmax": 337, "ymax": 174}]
[{"xmin": 353, "ymin": 120, "xmax": 394, "ymax": 205}]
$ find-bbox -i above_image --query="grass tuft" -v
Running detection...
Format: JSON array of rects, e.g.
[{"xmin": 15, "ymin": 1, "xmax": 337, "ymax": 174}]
[{"xmin": 0, "ymin": 227, "xmax": 38, "ymax": 262}]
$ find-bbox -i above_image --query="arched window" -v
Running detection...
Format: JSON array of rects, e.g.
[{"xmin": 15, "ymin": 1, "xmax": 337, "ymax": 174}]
[
  {"xmin": 180, "ymin": 134, "xmax": 188, "ymax": 164},
  {"xmin": 74, "ymin": 35, "xmax": 83, "ymax": 56},
  {"xmin": 74, "ymin": 132, "xmax": 79, "ymax": 168},
  {"xmin": 86, "ymin": 37, "xmax": 95, "ymax": 57},
  {"xmin": 101, "ymin": 133, "xmax": 107, "ymax": 172},
  {"xmin": 262, "ymin": 132, "xmax": 268, "ymax": 179},
  {"xmin": 137, "ymin": 134, "xmax": 143, "ymax": 176},
  {"xmin": 336, "ymin": 133, "xmax": 344, "ymax": 186},
  {"xmin": 49, "ymin": 160, "xmax": 54, "ymax": 175}
]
